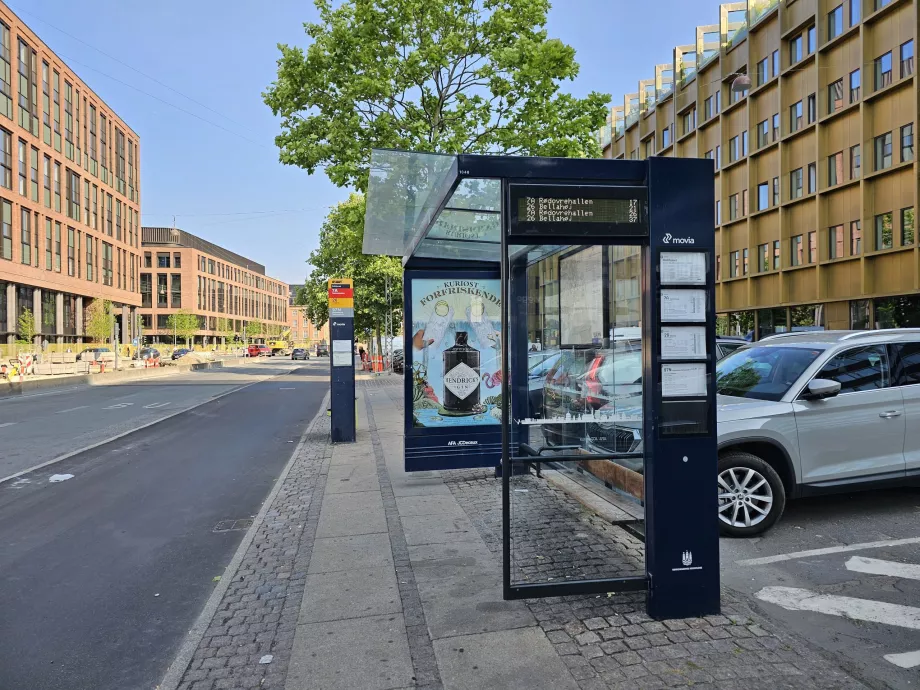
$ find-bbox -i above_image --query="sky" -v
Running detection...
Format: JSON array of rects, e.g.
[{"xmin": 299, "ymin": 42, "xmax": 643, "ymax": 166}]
[{"xmin": 19, "ymin": 0, "xmax": 717, "ymax": 285}]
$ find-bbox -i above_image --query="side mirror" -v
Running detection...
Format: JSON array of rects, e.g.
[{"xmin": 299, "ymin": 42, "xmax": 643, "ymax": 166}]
[{"xmin": 803, "ymin": 378, "xmax": 841, "ymax": 400}]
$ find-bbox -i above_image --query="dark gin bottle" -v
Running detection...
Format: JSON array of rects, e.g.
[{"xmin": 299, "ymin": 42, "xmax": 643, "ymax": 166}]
[{"xmin": 442, "ymin": 331, "xmax": 480, "ymax": 413}]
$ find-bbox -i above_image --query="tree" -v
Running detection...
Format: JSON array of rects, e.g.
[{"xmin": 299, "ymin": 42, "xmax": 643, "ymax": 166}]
[
  {"xmin": 17, "ymin": 308, "xmax": 37, "ymax": 347},
  {"xmin": 166, "ymin": 310, "xmax": 200, "ymax": 347},
  {"xmin": 244, "ymin": 320, "xmax": 264, "ymax": 342},
  {"xmin": 263, "ymin": 0, "xmax": 610, "ymax": 191},
  {"xmin": 296, "ymin": 194, "xmax": 402, "ymax": 356},
  {"xmin": 216, "ymin": 317, "xmax": 235, "ymax": 348},
  {"xmin": 84, "ymin": 299, "xmax": 113, "ymax": 344}
]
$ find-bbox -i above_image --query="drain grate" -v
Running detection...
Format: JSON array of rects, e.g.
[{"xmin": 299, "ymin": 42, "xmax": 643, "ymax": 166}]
[{"xmin": 212, "ymin": 518, "xmax": 253, "ymax": 533}]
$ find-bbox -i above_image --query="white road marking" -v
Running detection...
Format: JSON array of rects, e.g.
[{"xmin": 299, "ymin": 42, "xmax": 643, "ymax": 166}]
[
  {"xmin": 736, "ymin": 536, "xmax": 920, "ymax": 566},
  {"xmin": 102, "ymin": 402, "xmax": 135, "ymax": 410},
  {"xmin": 0, "ymin": 422, "xmax": 15, "ymax": 428},
  {"xmin": 144, "ymin": 402, "xmax": 171, "ymax": 409},
  {"xmin": 846, "ymin": 556, "xmax": 920, "ymax": 581},
  {"xmin": 48, "ymin": 473, "xmax": 74, "ymax": 483},
  {"xmin": 279, "ymin": 387, "xmax": 295, "ymax": 390},
  {"xmin": 755, "ymin": 586, "xmax": 920, "ymax": 630},
  {"xmin": 884, "ymin": 650, "xmax": 920, "ymax": 669},
  {"xmin": 55, "ymin": 405, "xmax": 88, "ymax": 414}
]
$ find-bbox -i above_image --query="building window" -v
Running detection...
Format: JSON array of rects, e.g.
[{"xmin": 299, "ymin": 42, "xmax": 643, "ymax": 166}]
[
  {"xmin": 54, "ymin": 221, "xmax": 60, "ymax": 271},
  {"xmin": 742, "ymin": 248, "xmax": 749, "ymax": 275},
  {"xmin": 875, "ymin": 211, "xmax": 893, "ymax": 250},
  {"xmin": 174, "ymin": 253, "xmax": 181, "ymax": 269},
  {"xmin": 715, "ymin": 199, "xmax": 721, "ymax": 224},
  {"xmin": 741, "ymin": 130, "xmax": 748, "ymax": 156},
  {"xmin": 53, "ymin": 162, "xmax": 61, "ymax": 212},
  {"xmin": 790, "ymin": 101, "xmax": 803, "ymax": 132},
  {"xmin": 807, "ymin": 26, "xmax": 816, "ymax": 54},
  {"xmin": 807, "ymin": 162, "xmax": 816, "ymax": 193},
  {"xmin": 850, "ymin": 144, "xmax": 861, "ymax": 178},
  {"xmin": 105, "ymin": 194, "xmax": 112, "ymax": 236},
  {"xmin": 741, "ymin": 189, "xmax": 748, "ymax": 216},
  {"xmin": 715, "ymin": 145, "xmax": 721, "ymax": 169},
  {"xmin": 729, "ymin": 193, "xmax": 738, "ymax": 220},
  {"xmin": 102, "ymin": 242, "xmax": 113, "ymax": 286},
  {"xmin": 791, "ymin": 234, "xmax": 804, "ymax": 266},
  {"xmin": 790, "ymin": 34, "xmax": 803, "ymax": 64},
  {"xmin": 828, "ymin": 151, "xmax": 843, "ymax": 186},
  {"xmin": 901, "ymin": 40, "xmax": 914, "ymax": 78},
  {"xmin": 901, "ymin": 124, "xmax": 913, "ymax": 162},
  {"xmin": 66, "ymin": 226, "xmax": 75, "ymax": 275},
  {"xmin": 902, "ymin": 207, "xmax": 915, "ymax": 246},
  {"xmin": 828, "ymin": 5, "xmax": 843, "ymax": 40},
  {"xmin": 681, "ymin": 109, "xmax": 695, "ymax": 135},
  {"xmin": 791, "ymin": 168, "xmax": 803, "ymax": 199},
  {"xmin": 828, "ymin": 79, "xmax": 843, "ymax": 113},
  {"xmin": 875, "ymin": 51, "xmax": 892, "ymax": 89},
  {"xmin": 29, "ymin": 147, "xmax": 37, "ymax": 202},
  {"xmin": 772, "ymin": 50, "xmax": 780, "ymax": 78},
  {"xmin": 157, "ymin": 314, "xmax": 169, "ymax": 330},
  {"xmin": 141, "ymin": 273, "xmax": 152, "ymax": 308},
  {"xmin": 19, "ymin": 207, "xmax": 30, "ymax": 265},
  {"xmin": 157, "ymin": 252, "xmax": 170, "ymax": 268},
  {"xmin": 874, "ymin": 131, "xmax": 892, "ymax": 170},
  {"xmin": 86, "ymin": 234, "xmax": 94, "ymax": 281},
  {"xmin": 171, "ymin": 274, "xmax": 182, "ymax": 308},
  {"xmin": 807, "ymin": 94, "xmax": 816, "ymax": 123},
  {"xmin": 157, "ymin": 273, "xmax": 168, "ymax": 307},
  {"xmin": 808, "ymin": 231, "xmax": 817, "ymax": 263},
  {"xmin": 44, "ymin": 218, "xmax": 51, "ymax": 269},
  {"xmin": 772, "ymin": 177, "xmax": 779, "ymax": 206},
  {"xmin": 756, "ymin": 119, "xmax": 769, "ymax": 148},
  {"xmin": 661, "ymin": 126, "xmax": 671, "ymax": 149},
  {"xmin": 729, "ymin": 250, "xmax": 739, "ymax": 277},
  {"xmin": 756, "ymin": 57, "xmax": 769, "ymax": 86},
  {"xmin": 849, "ymin": 69, "xmax": 860, "ymax": 102},
  {"xmin": 773, "ymin": 240, "xmax": 781, "ymax": 269},
  {"xmin": 17, "ymin": 139, "xmax": 25, "ymax": 196},
  {"xmin": 729, "ymin": 135, "xmax": 739, "ymax": 162},
  {"xmin": 144, "ymin": 252, "xmax": 152, "ymax": 268},
  {"xmin": 759, "ymin": 243, "xmax": 770, "ymax": 271},
  {"xmin": 703, "ymin": 96, "xmax": 712, "ymax": 120},
  {"xmin": 67, "ymin": 170, "xmax": 80, "ymax": 221},
  {"xmin": 829, "ymin": 224, "xmax": 845, "ymax": 258},
  {"xmin": 850, "ymin": 220, "xmax": 861, "ymax": 255},
  {"xmin": 849, "ymin": 0, "xmax": 860, "ymax": 24},
  {"xmin": 757, "ymin": 182, "xmax": 769, "ymax": 210}
]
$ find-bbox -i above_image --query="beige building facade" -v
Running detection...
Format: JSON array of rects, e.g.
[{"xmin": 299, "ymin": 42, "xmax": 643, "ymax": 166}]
[
  {"xmin": 0, "ymin": 2, "xmax": 142, "ymax": 347},
  {"xmin": 601, "ymin": 0, "xmax": 917, "ymax": 338},
  {"xmin": 140, "ymin": 227, "xmax": 288, "ymax": 346}
]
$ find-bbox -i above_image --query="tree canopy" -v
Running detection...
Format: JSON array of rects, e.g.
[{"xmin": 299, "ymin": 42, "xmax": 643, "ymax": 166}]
[
  {"xmin": 166, "ymin": 310, "xmax": 199, "ymax": 347},
  {"xmin": 295, "ymin": 193, "xmax": 401, "ymax": 337},
  {"xmin": 264, "ymin": 0, "xmax": 610, "ymax": 190}
]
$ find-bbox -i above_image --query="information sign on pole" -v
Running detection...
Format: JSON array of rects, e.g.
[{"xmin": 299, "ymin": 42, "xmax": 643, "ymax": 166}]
[{"xmin": 328, "ymin": 278, "xmax": 356, "ymax": 442}]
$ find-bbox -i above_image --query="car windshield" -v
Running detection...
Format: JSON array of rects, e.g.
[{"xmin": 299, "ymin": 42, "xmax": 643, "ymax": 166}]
[{"xmin": 716, "ymin": 346, "xmax": 824, "ymax": 401}]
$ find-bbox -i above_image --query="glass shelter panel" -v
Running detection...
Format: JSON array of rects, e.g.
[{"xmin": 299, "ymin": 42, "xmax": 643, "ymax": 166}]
[{"xmin": 508, "ymin": 242, "xmax": 647, "ymax": 589}]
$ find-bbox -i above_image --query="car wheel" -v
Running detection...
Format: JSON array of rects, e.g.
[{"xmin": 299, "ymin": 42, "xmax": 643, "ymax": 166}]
[{"xmin": 718, "ymin": 451, "xmax": 786, "ymax": 537}]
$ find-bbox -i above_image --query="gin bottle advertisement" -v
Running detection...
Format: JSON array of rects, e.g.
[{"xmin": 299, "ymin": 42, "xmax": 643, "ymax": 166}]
[{"xmin": 410, "ymin": 278, "xmax": 501, "ymax": 427}]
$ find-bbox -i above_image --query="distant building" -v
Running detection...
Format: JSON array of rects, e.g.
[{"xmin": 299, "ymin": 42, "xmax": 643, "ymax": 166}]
[
  {"xmin": 139, "ymin": 227, "xmax": 288, "ymax": 346},
  {"xmin": 1, "ymin": 2, "xmax": 142, "ymax": 346},
  {"xmin": 289, "ymin": 305, "xmax": 328, "ymax": 348}
]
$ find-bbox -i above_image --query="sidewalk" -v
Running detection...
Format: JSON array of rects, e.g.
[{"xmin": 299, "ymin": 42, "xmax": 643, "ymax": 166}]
[{"xmin": 164, "ymin": 374, "xmax": 869, "ymax": 690}]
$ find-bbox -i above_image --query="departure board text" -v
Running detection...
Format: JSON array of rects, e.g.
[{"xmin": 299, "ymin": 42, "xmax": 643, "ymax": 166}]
[{"xmin": 518, "ymin": 196, "xmax": 641, "ymax": 224}]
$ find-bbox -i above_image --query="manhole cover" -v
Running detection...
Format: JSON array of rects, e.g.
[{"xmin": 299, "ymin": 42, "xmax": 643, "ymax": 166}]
[{"xmin": 213, "ymin": 519, "xmax": 253, "ymax": 533}]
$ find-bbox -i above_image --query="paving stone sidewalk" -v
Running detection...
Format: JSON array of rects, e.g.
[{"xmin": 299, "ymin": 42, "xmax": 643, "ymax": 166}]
[{"xmin": 165, "ymin": 375, "xmax": 868, "ymax": 690}]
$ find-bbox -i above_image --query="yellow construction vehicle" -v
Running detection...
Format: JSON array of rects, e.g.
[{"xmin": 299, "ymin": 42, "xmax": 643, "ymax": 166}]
[{"xmin": 267, "ymin": 329, "xmax": 293, "ymax": 356}]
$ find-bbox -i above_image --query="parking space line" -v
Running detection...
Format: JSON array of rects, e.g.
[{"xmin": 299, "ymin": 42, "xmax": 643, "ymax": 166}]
[
  {"xmin": 56, "ymin": 406, "xmax": 88, "ymax": 414},
  {"xmin": 0, "ymin": 422, "xmax": 14, "ymax": 428},
  {"xmin": 102, "ymin": 402, "xmax": 135, "ymax": 410},
  {"xmin": 846, "ymin": 556, "xmax": 920, "ymax": 580},
  {"xmin": 736, "ymin": 536, "xmax": 920, "ymax": 566},
  {"xmin": 884, "ymin": 650, "xmax": 920, "ymax": 669},
  {"xmin": 755, "ymin": 586, "xmax": 920, "ymax": 630},
  {"xmin": 143, "ymin": 402, "xmax": 171, "ymax": 409}
]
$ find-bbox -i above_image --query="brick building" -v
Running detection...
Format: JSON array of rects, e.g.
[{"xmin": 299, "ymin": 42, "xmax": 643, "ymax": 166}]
[
  {"xmin": 600, "ymin": 0, "xmax": 917, "ymax": 337},
  {"xmin": 287, "ymin": 284, "xmax": 329, "ymax": 349},
  {"xmin": 0, "ymin": 2, "xmax": 142, "ymax": 347},
  {"xmin": 139, "ymin": 227, "xmax": 288, "ymax": 346}
]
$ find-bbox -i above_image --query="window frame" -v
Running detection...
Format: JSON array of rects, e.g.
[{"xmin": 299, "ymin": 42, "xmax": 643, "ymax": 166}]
[{"xmin": 806, "ymin": 344, "xmax": 891, "ymax": 397}]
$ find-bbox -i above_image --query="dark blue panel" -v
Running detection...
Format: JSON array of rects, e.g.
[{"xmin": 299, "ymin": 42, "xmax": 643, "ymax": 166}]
[{"xmin": 329, "ymin": 317, "xmax": 356, "ymax": 443}]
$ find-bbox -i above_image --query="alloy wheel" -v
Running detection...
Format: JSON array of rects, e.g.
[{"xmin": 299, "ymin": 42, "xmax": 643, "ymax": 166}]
[{"xmin": 718, "ymin": 467, "xmax": 773, "ymax": 528}]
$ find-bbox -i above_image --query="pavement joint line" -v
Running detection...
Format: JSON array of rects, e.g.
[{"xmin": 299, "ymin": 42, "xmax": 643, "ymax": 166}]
[
  {"xmin": 158, "ymin": 388, "xmax": 332, "ymax": 690},
  {"xmin": 735, "ymin": 536, "xmax": 920, "ymax": 566},
  {"xmin": 0, "ymin": 367, "xmax": 300, "ymax": 486},
  {"xmin": 363, "ymin": 383, "xmax": 444, "ymax": 690}
]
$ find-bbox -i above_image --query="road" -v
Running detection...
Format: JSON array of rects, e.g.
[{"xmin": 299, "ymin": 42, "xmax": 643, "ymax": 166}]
[
  {"xmin": 722, "ymin": 486, "xmax": 920, "ymax": 690},
  {"xmin": 0, "ymin": 358, "xmax": 328, "ymax": 690}
]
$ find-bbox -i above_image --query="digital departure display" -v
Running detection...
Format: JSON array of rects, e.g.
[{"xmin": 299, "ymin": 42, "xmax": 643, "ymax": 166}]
[
  {"xmin": 508, "ymin": 183, "xmax": 647, "ymax": 237},
  {"xmin": 517, "ymin": 196, "xmax": 641, "ymax": 224}
]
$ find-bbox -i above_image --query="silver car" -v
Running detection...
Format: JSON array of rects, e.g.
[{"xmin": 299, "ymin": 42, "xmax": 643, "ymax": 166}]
[{"xmin": 716, "ymin": 329, "xmax": 920, "ymax": 536}]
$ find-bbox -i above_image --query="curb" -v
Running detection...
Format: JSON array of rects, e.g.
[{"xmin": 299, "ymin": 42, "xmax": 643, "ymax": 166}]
[{"xmin": 157, "ymin": 390, "xmax": 332, "ymax": 690}]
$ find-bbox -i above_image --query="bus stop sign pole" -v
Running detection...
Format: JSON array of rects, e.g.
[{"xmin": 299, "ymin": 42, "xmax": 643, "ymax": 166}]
[{"xmin": 329, "ymin": 278, "xmax": 356, "ymax": 443}]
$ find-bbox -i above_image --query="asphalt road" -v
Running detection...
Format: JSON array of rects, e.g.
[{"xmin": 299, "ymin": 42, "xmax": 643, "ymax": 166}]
[
  {"xmin": 0, "ymin": 359, "xmax": 328, "ymax": 690},
  {"xmin": 0, "ymin": 360, "xmax": 303, "ymax": 479},
  {"xmin": 722, "ymin": 487, "xmax": 920, "ymax": 690}
]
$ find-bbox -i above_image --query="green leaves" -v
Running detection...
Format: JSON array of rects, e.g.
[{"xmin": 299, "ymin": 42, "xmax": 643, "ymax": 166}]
[{"xmin": 264, "ymin": 0, "xmax": 610, "ymax": 190}]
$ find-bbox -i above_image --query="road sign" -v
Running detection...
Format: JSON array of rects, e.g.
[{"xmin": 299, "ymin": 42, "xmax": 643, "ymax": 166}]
[
  {"xmin": 329, "ymin": 278, "xmax": 355, "ymax": 317},
  {"xmin": 132, "ymin": 339, "xmax": 138, "ymax": 347}
]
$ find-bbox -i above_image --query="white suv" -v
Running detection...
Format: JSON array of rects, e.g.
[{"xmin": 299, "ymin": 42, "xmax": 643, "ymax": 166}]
[{"xmin": 715, "ymin": 329, "xmax": 920, "ymax": 536}]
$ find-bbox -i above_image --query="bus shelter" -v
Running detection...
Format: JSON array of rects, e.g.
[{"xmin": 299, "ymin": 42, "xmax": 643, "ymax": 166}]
[{"xmin": 363, "ymin": 149, "xmax": 719, "ymax": 619}]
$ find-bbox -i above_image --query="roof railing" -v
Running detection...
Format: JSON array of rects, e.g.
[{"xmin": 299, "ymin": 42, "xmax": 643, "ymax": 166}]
[{"xmin": 839, "ymin": 328, "xmax": 920, "ymax": 340}]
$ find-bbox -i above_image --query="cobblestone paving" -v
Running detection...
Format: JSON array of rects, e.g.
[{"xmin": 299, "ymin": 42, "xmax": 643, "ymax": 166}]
[
  {"xmin": 174, "ymin": 411, "xmax": 332, "ymax": 690},
  {"xmin": 375, "ymin": 376, "xmax": 865, "ymax": 690}
]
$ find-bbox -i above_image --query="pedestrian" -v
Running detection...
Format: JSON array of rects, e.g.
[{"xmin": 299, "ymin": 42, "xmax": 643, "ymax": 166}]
[{"xmin": 358, "ymin": 346, "xmax": 366, "ymax": 362}]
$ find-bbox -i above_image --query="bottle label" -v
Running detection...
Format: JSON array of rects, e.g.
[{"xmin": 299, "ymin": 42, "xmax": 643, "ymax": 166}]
[{"xmin": 443, "ymin": 362, "xmax": 480, "ymax": 400}]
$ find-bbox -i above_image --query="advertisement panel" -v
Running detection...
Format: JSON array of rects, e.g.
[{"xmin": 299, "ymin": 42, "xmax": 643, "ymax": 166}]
[{"xmin": 409, "ymin": 277, "xmax": 502, "ymax": 428}]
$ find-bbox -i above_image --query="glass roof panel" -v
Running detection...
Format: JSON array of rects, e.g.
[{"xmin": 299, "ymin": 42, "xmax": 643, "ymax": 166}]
[
  {"xmin": 426, "ymin": 208, "xmax": 500, "ymax": 244},
  {"xmin": 413, "ymin": 237, "xmax": 502, "ymax": 263},
  {"xmin": 444, "ymin": 178, "xmax": 501, "ymax": 212}
]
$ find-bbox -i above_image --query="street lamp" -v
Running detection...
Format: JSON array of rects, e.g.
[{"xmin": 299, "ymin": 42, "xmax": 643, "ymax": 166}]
[{"xmin": 730, "ymin": 73, "xmax": 751, "ymax": 92}]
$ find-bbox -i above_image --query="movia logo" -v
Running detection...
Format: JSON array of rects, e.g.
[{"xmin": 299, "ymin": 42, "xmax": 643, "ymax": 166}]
[{"xmin": 662, "ymin": 233, "xmax": 695, "ymax": 245}]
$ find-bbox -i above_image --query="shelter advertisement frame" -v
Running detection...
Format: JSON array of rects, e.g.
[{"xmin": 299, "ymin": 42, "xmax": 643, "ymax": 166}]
[{"xmin": 403, "ymin": 267, "xmax": 502, "ymax": 472}]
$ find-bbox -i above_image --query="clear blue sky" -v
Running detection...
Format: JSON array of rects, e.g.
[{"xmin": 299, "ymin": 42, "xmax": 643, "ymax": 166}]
[{"xmin": 18, "ymin": 0, "xmax": 716, "ymax": 284}]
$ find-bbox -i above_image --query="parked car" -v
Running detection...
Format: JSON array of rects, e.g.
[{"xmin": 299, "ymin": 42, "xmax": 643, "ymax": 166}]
[
  {"xmin": 79, "ymin": 347, "xmax": 111, "ymax": 361},
  {"xmin": 715, "ymin": 329, "xmax": 920, "ymax": 536},
  {"xmin": 291, "ymin": 348, "xmax": 310, "ymax": 360},
  {"xmin": 171, "ymin": 348, "xmax": 191, "ymax": 360},
  {"xmin": 247, "ymin": 344, "xmax": 272, "ymax": 357},
  {"xmin": 316, "ymin": 344, "xmax": 329, "ymax": 357},
  {"xmin": 392, "ymin": 349, "xmax": 404, "ymax": 373},
  {"xmin": 716, "ymin": 336, "xmax": 748, "ymax": 360},
  {"xmin": 136, "ymin": 348, "xmax": 161, "ymax": 364}
]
